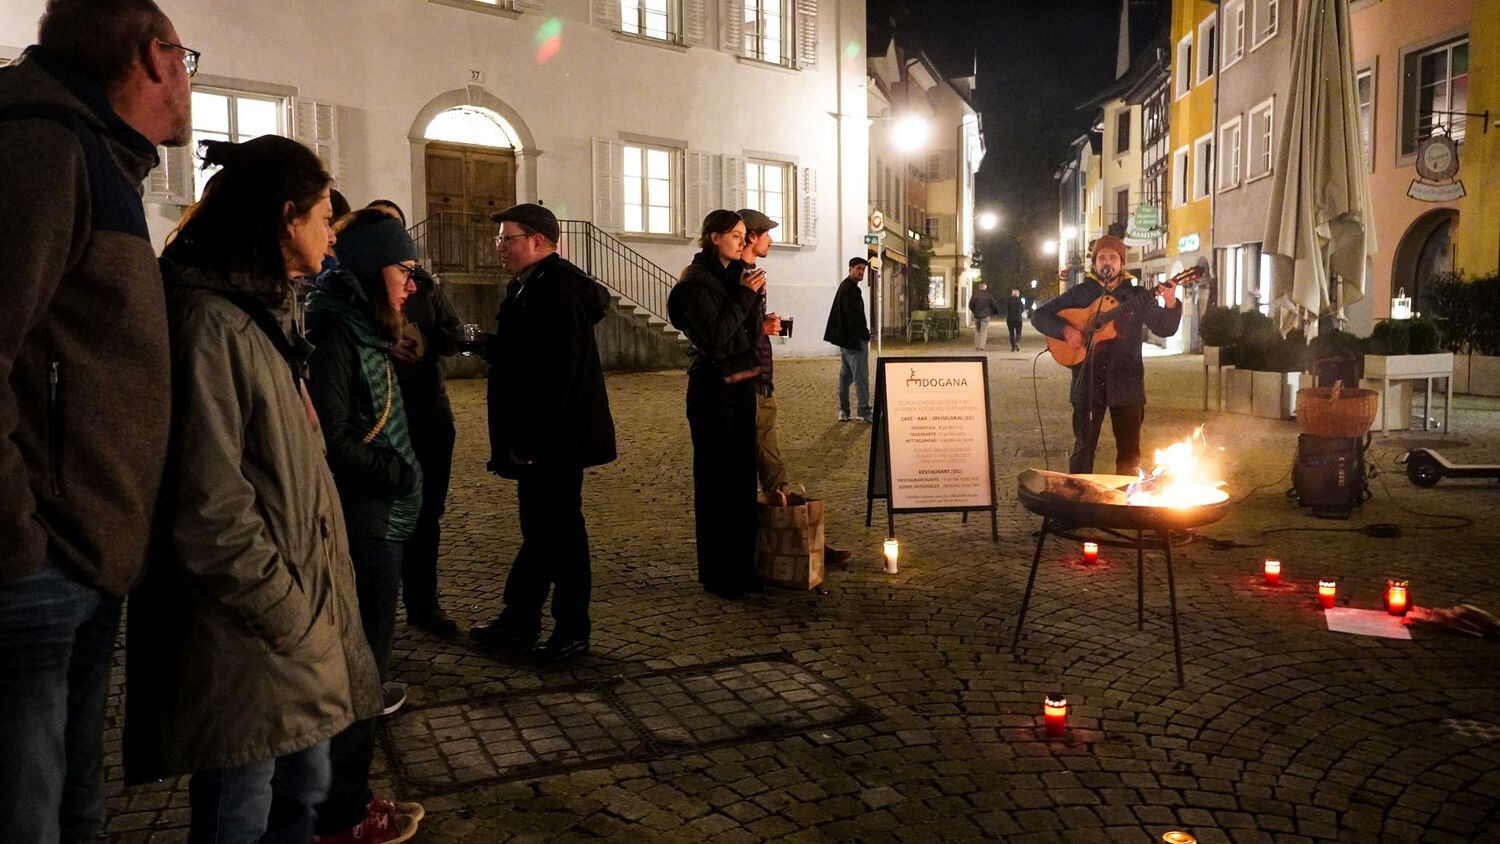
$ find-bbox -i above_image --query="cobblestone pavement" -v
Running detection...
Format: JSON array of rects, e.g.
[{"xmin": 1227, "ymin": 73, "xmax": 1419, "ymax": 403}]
[{"xmin": 104, "ymin": 329, "xmax": 1500, "ymax": 842}]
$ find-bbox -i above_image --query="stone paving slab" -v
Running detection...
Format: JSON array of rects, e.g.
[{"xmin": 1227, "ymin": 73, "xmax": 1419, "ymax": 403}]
[{"xmin": 385, "ymin": 657, "xmax": 865, "ymax": 793}]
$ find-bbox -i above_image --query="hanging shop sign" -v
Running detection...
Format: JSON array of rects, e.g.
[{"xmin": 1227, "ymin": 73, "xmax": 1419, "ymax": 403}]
[
  {"xmin": 1125, "ymin": 203, "xmax": 1164, "ymax": 246},
  {"xmin": 1177, "ymin": 232, "xmax": 1201, "ymax": 253},
  {"xmin": 1408, "ymin": 135, "xmax": 1465, "ymax": 202}
]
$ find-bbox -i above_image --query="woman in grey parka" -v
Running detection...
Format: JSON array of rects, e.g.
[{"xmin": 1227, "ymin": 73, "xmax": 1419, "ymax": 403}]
[{"xmin": 123, "ymin": 136, "xmax": 387, "ymax": 843}]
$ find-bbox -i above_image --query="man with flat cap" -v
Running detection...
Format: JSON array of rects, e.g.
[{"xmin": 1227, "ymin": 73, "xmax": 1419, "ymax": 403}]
[
  {"xmin": 471, "ymin": 203, "xmax": 616, "ymax": 665},
  {"xmin": 1031, "ymin": 234, "xmax": 1180, "ymax": 475}
]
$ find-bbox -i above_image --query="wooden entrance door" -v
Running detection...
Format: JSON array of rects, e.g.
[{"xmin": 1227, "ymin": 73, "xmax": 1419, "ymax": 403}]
[{"xmin": 424, "ymin": 142, "xmax": 516, "ymax": 274}]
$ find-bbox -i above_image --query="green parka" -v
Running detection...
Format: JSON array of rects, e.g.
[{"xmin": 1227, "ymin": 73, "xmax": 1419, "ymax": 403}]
[{"xmin": 124, "ymin": 262, "xmax": 381, "ymax": 782}]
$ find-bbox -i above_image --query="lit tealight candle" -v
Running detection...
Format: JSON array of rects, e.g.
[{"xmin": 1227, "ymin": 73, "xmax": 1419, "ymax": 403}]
[
  {"xmin": 882, "ymin": 539, "xmax": 899, "ymax": 574},
  {"xmin": 1385, "ymin": 580, "xmax": 1409, "ymax": 616},
  {"xmin": 1318, "ymin": 579, "xmax": 1337, "ymax": 609},
  {"xmin": 1264, "ymin": 559, "xmax": 1281, "ymax": 586},
  {"xmin": 1082, "ymin": 541, "xmax": 1099, "ymax": 565},
  {"xmin": 1043, "ymin": 694, "xmax": 1068, "ymax": 737}
]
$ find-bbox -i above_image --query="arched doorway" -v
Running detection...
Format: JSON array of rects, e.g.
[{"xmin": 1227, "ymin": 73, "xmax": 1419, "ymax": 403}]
[
  {"xmin": 407, "ymin": 88, "xmax": 538, "ymax": 275},
  {"xmin": 1392, "ymin": 209, "xmax": 1459, "ymax": 318}
]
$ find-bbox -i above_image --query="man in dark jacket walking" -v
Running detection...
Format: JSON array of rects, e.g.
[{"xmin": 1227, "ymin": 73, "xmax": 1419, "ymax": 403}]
[
  {"xmin": 0, "ymin": 3, "xmax": 191, "ymax": 840},
  {"xmin": 1031, "ymin": 235, "xmax": 1181, "ymax": 475},
  {"xmin": 472, "ymin": 203, "xmax": 617, "ymax": 665},
  {"xmin": 1005, "ymin": 288, "xmax": 1026, "ymax": 351},
  {"xmin": 823, "ymin": 258, "xmax": 872, "ymax": 422},
  {"xmin": 968, "ymin": 281, "xmax": 997, "ymax": 350}
]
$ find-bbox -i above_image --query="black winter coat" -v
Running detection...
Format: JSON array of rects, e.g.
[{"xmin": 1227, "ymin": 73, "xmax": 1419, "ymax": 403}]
[
  {"xmin": 1031, "ymin": 273, "xmax": 1182, "ymax": 408},
  {"xmin": 823, "ymin": 277, "xmax": 870, "ymax": 350},
  {"xmin": 668, "ymin": 249, "xmax": 762, "ymax": 377},
  {"xmin": 968, "ymin": 287, "xmax": 997, "ymax": 320},
  {"xmin": 485, "ymin": 252, "xmax": 617, "ymax": 472},
  {"xmin": 1005, "ymin": 295, "xmax": 1025, "ymax": 322}
]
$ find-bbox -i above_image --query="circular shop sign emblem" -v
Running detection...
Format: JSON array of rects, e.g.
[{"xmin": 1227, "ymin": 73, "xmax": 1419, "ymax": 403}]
[
  {"xmin": 869, "ymin": 209, "xmax": 885, "ymax": 233},
  {"xmin": 1416, "ymin": 135, "xmax": 1459, "ymax": 182}
]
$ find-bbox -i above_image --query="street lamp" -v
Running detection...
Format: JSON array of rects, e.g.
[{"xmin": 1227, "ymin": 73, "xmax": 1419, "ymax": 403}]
[
  {"xmin": 891, "ymin": 115, "xmax": 929, "ymax": 153},
  {"xmin": 977, "ymin": 210, "xmax": 999, "ymax": 231},
  {"xmin": 1042, "ymin": 239, "xmax": 1058, "ymax": 256}
]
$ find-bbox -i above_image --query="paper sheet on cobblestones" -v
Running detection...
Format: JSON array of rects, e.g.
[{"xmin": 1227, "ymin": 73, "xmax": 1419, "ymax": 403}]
[{"xmin": 1324, "ymin": 607, "xmax": 1412, "ymax": 639}]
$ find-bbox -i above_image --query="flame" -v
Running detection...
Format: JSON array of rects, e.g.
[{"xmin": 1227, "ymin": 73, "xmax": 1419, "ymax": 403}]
[{"xmin": 1125, "ymin": 426, "xmax": 1228, "ymax": 508}]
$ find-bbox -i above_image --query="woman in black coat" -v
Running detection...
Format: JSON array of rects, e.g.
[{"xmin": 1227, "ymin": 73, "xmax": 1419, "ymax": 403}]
[{"xmin": 666, "ymin": 210, "xmax": 766, "ymax": 598}]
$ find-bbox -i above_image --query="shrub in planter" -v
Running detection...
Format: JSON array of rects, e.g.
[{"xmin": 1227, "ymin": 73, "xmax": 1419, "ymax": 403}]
[
  {"xmin": 1406, "ymin": 316, "xmax": 1443, "ymax": 354},
  {"xmin": 1200, "ymin": 306, "xmax": 1242, "ymax": 347},
  {"xmin": 1472, "ymin": 273, "xmax": 1500, "ymax": 356},
  {"xmin": 1429, "ymin": 272, "xmax": 1475, "ymax": 353},
  {"xmin": 1367, "ymin": 319, "xmax": 1410, "ymax": 356},
  {"xmin": 1237, "ymin": 309, "xmax": 1281, "ymax": 346}
]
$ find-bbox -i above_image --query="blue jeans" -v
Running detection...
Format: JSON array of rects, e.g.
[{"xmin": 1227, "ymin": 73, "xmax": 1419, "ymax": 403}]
[
  {"xmin": 0, "ymin": 562, "xmax": 120, "ymax": 844},
  {"xmin": 838, "ymin": 342, "xmax": 871, "ymax": 417},
  {"xmin": 188, "ymin": 740, "xmax": 331, "ymax": 844}
]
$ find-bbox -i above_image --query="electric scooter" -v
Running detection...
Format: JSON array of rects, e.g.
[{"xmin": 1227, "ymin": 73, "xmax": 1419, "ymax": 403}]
[{"xmin": 1399, "ymin": 448, "xmax": 1500, "ymax": 487}]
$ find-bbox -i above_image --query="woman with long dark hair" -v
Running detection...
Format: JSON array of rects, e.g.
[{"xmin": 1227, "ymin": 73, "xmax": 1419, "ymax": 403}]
[
  {"xmin": 123, "ymin": 135, "xmax": 389, "ymax": 843},
  {"xmin": 304, "ymin": 207, "xmax": 428, "ymax": 842},
  {"xmin": 666, "ymin": 210, "xmax": 766, "ymax": 598}
]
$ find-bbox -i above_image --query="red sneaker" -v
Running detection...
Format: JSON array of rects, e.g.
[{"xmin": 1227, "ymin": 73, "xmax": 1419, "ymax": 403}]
[
  {"xmin": 313, "ymin": 807, "xmax": 418, "ymax": 844},
  {"xmin": 369, "ymin": 795, "xmax": 425, "ymax": 823}
]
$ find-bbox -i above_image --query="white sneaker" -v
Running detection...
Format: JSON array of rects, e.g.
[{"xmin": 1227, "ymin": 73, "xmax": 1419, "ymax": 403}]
[
  {"xmin": 380, "ymin": 684, "xmax": 406, "ymax": 717},
  {"xmin": 838, "ymin": 410, "xmax": 850, "ymax": 422}
]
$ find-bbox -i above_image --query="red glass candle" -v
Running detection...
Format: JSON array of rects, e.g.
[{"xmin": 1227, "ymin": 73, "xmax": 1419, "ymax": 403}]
[
  {"xmin": 1043, "ymin": 694, "xmax": 1068, "ymax": 736},
  {"xmin": 1385, "ymin": 580, "xmax": 1409, "ymax": 616},
  {"xmin": 1318, "ymin": 580, "xmax": 1337, "ymax": 609},
  {"xmin": 1263, "ymin": 559, "xmax": 1281, "ymax": 586},
  {"xmin": 1082, "ymin": 542, "xmax": 1099, "ymax": 565}
]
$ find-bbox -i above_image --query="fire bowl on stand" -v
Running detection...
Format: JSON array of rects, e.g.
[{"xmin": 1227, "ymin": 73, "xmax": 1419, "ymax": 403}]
[{"xmin": 1012, "ymin": 472, "xmax": 1231, "ymax": 688}]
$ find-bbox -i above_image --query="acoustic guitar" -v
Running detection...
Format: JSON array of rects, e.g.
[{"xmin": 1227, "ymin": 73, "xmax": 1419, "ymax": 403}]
[{"xmin": 1044, "ymin": 266, "xmax": 1206, "ymax": 368}]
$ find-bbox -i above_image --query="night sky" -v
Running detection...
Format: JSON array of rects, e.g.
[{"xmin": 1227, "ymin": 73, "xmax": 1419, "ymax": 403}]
[{"xmin": 870, "ymin": 0, "xmax": 1169, "ymax": 294}]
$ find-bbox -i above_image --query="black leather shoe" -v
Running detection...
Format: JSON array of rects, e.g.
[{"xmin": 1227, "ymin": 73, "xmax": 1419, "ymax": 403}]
[
  {"xmin": 470, "ymin": 620, "xmax": 537, "ymax": 653},
  {"xmin": 531, "ymin": 635, "xmax": 589, "ymax": 665}
]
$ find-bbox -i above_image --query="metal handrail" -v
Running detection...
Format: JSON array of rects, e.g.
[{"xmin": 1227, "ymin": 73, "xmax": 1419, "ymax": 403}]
[{"xmin": 407, "ymin": 212, "xmax": 680, "ymax": 326}]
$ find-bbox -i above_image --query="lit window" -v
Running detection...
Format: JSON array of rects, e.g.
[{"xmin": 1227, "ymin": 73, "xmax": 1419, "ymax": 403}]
[
  {"xmin": 743, "ymin": 0, "xmax": 790, "ymax": 65},
  {"xmin": 1247, "ymin": 100, "xmax": 1274, "ymax": 179},
  {"xmin": 929, "ymin": 274, "xmax": 948, "ymax": 308},
  {"xmin": 1222, "ymin": 0, "xmax": 1245, "ymax": 67},
  {"xmin": 623, "ymin": 144, "xmax": 675, "ymax": 234},
  {"xmin": 745, "ymin": 160, "xmax": 791, "ymax": 242},
  {"xmin": 191, "ymin": 88, "xmax": 285, "ymax": 200},
  {"xmin": 423, "ymin": 106, "xmax": 518, "ymax": 148},
  {"xmin": 621, "ymin": 0, "xmax": 672, "ymax": 40},
  {"xmin": 1402, "ymin": 37, "xmax": 1468, "ymax": 156},
  {"xmin": 1356, "ymin": 68, "xmax": 1375, "ymax": 170}
]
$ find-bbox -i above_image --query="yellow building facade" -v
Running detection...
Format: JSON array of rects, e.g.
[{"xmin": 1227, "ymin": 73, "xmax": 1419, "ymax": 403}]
[
  {"xmin": 1166, "ymin": 0, "xmax": 1217, "ymax": 278},
  {"xmin": 1456, "ymin": 0, "xmax": 1499, "ymax": 278}
]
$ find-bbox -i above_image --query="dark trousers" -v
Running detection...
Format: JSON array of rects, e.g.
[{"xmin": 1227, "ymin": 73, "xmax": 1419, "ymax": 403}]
[
  {"xmin": 403, "ymin": 415, "xmax": 455, "ymax": 619},
  {"xmin": 498, "ymin": 465, "xmax": 591, "ymax": 640},
  {"xmin": 686, "ymin": 369, "xmax": 758, "ymax": 591},
  {"xmin": 0, "ymin": 563, "xmax": 120, "ymax": 844},
  {"xmin": 1069, "ymin": 404, "xmax": 1146, "ymax": 475},
  {"xmin": 317, "ymin": 537, "xmax": 402, "ymax": 835},
  {"xmin": 1007, "ymin": 319, "xmax": 1023, "ymax": 349}
]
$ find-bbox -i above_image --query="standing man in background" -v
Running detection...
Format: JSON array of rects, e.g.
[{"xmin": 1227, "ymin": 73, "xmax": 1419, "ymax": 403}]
[
  {"xmin": 0, "ymin": 1, "xmax": 191, "ymax": 840},
  {"xmin": 967, "ymin": 280, "xmax": 996, "ymax": 351},
  {"xmin": 823, "ymin": 258, "xmax": 872, "ymax": 423}
]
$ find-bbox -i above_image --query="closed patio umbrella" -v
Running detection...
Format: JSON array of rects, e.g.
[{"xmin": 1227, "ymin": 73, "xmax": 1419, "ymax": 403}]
[{"xmin": 1263, "ymin": 0, "xmax": 1376, "ymax": 337}]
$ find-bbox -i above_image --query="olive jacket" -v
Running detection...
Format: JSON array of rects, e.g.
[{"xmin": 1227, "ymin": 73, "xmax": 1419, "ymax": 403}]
[{"xmin": 124, "ymin": 262, "xmax": 381, "ymax": 781}]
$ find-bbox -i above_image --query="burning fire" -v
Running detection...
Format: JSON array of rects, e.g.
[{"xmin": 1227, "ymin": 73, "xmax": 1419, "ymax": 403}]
[{"xmin": 1125, "ymin": 426, "xmax": 1228, "ymax": 508}]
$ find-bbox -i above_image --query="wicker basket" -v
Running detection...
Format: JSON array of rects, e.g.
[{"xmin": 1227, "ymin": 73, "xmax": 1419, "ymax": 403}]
[{"xmin": 1296, "ymin": 382, "xmax": 1378, "ymax": 437}]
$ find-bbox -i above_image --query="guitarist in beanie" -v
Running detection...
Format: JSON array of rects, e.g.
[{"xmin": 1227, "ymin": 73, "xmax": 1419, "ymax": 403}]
[{"xmin": 1031, "ymin": 235, "xmax": 1181, "ymax": 475}]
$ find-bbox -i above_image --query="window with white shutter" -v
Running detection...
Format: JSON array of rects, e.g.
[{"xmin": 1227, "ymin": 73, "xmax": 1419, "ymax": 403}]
[
  {"xmin": 622, "ymin": 143, "xmax": 677, "ymax": 234},
  {"xmin": 190, "ymin": 87, "xmax": 291, "ymax": 201},
  {"xmin": 292, "ymin": 98, "xmax": 339, "ymax": 183},
  {"xmin": 720, "ymin": 154, "xmax": 746, "ymax": 211},
  {"xmin": 742, "ymin": 0, "xmax": 794, "ymax": 67},
  {"xmin": 682, "ymin": 0, "xmax": 709, "ymax": 47},
  {"xmin": 794, "ymin": 0, "xmax": 818, "ymax": 69},
  {"xmin": 592, "ymin": 138, "xmax": 625, "ymax": 231},
  {"xmin": 719, "ymin": 0, "xmax": 744, "ymax": 55},
  {"xmin": 745, "ymin": 159, "xmax": 792, "ymax": 242},
  {"xmin": 143, "ymin": 145, "xmax": 194, "ymax": 206},
  {"xmin": 797, "ymin": 165, "xmax": 817, "ymax": 246},
  {"xmin": 684, "ymin": 151, "xmax": 717, "ymax": 237}
]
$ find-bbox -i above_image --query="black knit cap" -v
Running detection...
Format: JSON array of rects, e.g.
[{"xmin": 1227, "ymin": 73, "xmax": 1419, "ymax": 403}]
[{"xmin": 491, "ymin": 202, "xmax": 560, "ymax": 243}]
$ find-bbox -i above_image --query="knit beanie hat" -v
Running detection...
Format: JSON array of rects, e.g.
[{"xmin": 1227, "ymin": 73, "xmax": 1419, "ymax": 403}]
[
  {"xmin": 1090, "ymin": 235, "xmax": 1128, "ymax": 267},
  {"xmin": 334, "ymin": 217, "xmax": 417, "ymax": 279}
]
